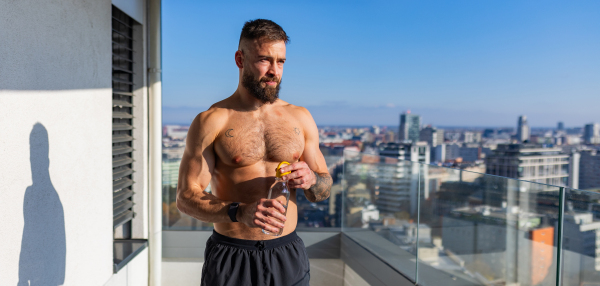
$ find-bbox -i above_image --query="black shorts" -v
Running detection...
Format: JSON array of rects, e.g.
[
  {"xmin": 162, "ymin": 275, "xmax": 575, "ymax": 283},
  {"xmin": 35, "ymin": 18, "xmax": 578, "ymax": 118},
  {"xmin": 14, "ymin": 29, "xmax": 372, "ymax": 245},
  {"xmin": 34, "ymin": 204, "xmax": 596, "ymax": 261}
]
[{"xmin": 201, "ymin": 230, "xmax": 310, "ymax": 286}]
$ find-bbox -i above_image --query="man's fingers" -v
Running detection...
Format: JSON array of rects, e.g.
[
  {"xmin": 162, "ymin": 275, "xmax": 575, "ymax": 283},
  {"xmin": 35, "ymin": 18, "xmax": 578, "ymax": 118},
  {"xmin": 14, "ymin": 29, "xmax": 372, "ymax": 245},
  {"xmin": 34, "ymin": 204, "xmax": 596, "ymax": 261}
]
[
  {"xmin": 263, "ymin": 215, "xmax": 285, "ymax": 229},
  {"xmin": 253, "ymin": 218, "xmax": 266, "ymax": 228},
  {"xmin": 283, "ymin": 168, "xmax": 309, "ymax": 181},
  {"xmin": 253, "ymin": 218, "xmax": 280, "ymax": 233},
  {"xmin": 255, "ymin": 213, "xmax": 285, "ymax": 229},
  {"xmin": 287, "ymin": 178, "xmax": 303, "ymax": 188},
  {"xmin": 279, "ymin": 161, "xmax": 307, "ymax": 174},
  {"xmin": 289, "ymin": 177, "xmax": 312, "ymax": 188},
  {"xmin": 264, "ymin": 225, "xmax": 280, "ymax": 233},
  {"xmin": 262, "ymin": 206, "xmax": 287, "ymax": 222},
  {"xmin": 263, "ymin": 199, "xmax": 286, "ymax": 215}
]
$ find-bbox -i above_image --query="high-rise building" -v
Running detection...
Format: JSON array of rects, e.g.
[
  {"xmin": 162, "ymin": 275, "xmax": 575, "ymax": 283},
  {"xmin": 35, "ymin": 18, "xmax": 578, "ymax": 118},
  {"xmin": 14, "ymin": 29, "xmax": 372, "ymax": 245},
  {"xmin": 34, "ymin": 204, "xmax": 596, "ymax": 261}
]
[
  {"xmin": 399, "ymin": 111, "xmax": 421, "ymax": 143},
  {"xmin": 558, "ymin": 122, "xmax": 565, "ymax": 131},
  {"xmin": 420, "ymin": 126, "xmax": 444, "ymax": 147},
  {"xmin": 474, "ymin": 132, "xmax": 482, "ymax": 143},
  {"xmin": 483, "ymin": 129, "xmax": 496, "ymax": 139},
  {"xmin": 579, "ymin": 149, "xmax": 600, "ymax": 190},
  {"xmin": 445, "ymin": 143, "xmax": 461, "ymax": 161},
  {"xmin": 385, "ymin": 130, "xmax": 395, "ymax": 142},
  {"xmin": 462, "ymin": 132, "xmax": 482, "ymax": 144},
  {"xmin": 584, "ymin": 123, "xmax": 600, "ymax": 144},
  {"xmin": 562, "ymin": 212, "xmax": 600, "ymax": 274},
  {"xmin": 517, "ymin": 115, "xmax": 530, "ymax": 143},
  {"xmin": 442, "ymin": 205, "xmax": 552, "ymax": 285},
  {"xmin": 371, "ymin": 125, "xmax": 381, "ymax": 135},
  {"xmin": 485, "ymin": 144, "xmax": 574, "ymax": 187},
  {"xmin": 376, "ymin": 142, "xmax": 430, "ymax": 215},
  {"xmin": 434, "ymin": 144, "xmax": 446, "ymax": 162},
  {"xmin": 378, "ymin": 142, "xmax": 430, "ymax": 164},
  {"xmin": 463, "ymin": 132, "xmax": 474, "ymax": 143},
  {"xmin": 459, "ymin": 144, "xmax": 482, "ymax": 162}
]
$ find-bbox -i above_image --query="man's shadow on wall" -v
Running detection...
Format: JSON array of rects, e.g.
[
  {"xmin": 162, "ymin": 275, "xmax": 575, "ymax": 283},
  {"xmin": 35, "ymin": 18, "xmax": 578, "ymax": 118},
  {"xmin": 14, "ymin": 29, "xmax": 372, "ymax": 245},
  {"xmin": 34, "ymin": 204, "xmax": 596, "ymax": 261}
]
[{"xmin": 18, "ymin": 123, "xmax": 66, "ymax": 286}]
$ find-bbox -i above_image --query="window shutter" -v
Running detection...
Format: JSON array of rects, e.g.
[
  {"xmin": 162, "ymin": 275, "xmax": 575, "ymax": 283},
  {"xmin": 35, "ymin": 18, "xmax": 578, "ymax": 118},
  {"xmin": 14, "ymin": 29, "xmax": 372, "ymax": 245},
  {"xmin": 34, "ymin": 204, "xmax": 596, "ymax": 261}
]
[{"xmin": 112, "ymin": 6, "xmax": 135, "ymax": 230}]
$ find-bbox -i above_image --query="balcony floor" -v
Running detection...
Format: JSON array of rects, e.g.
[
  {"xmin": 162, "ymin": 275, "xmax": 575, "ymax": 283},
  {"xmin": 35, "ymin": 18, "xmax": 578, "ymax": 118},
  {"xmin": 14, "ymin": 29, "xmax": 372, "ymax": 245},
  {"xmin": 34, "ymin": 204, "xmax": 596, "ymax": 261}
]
[{"xmin": 162, "ymin": 258, "xmax": 368, "ymax": 286}]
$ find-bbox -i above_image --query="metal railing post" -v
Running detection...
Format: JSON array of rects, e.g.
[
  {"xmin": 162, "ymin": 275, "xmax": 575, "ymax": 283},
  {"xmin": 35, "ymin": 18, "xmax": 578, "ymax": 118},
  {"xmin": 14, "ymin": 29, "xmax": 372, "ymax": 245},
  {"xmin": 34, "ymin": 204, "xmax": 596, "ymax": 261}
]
[
  {"xmin": 415, "ymin": 163, "xmax": 421, "ymax": 285},
  {"xmin": 555, "ymin": 187, "xmax": 565, "ymax": 286}
]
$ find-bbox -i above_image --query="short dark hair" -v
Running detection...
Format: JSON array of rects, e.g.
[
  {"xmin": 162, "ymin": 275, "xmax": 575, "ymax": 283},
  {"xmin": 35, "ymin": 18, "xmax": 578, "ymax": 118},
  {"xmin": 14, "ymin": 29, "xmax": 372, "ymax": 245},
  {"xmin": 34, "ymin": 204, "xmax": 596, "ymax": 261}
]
[{"xmin": 239, "ymin": 19, "xmax": 289, "ymax": 48}]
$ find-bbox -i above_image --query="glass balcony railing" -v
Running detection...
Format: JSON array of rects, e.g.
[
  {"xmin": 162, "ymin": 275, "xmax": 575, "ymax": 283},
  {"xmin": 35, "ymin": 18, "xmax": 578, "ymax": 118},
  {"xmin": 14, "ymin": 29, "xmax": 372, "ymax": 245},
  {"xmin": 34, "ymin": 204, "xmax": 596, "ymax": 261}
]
[
  {"xmin": 161, "ymin": 150, "xmax": 600, "ymax": 285},
  {"xmin": 342, "ymin": 150, "xmax": 600, "ymax": 286},
  {"xmin": 161, "ymin": 155, "xmax": 345, "ymax": 231}
]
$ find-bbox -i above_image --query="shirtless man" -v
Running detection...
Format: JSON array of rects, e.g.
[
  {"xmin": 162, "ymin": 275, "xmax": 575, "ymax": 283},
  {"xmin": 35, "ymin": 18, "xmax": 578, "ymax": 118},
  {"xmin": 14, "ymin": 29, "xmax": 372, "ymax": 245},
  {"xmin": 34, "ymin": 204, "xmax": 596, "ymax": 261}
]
[{"xmin": 176, "ymin": 19, "xmax": 332, "ymax": 286}]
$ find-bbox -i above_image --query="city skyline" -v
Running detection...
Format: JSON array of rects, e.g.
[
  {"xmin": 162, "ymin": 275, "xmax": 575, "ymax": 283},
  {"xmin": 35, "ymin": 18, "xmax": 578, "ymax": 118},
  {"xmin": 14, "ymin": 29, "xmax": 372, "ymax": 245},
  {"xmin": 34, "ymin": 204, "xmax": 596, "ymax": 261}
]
[
  {"xmin": 163, "ymin": 1, "xmax": 600, "ymax": 127},
  {"xmin": 163, "ymin": 104, "xmax": 596, "ymax": 129}
]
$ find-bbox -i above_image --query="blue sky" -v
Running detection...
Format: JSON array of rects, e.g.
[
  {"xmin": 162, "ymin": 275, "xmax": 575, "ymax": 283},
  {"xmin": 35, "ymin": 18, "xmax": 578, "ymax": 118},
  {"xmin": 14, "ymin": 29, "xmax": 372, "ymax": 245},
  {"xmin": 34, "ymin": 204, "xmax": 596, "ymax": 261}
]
[{"xmin": 162, "ymin": 0, "xmax": 600, "ymax": 127}]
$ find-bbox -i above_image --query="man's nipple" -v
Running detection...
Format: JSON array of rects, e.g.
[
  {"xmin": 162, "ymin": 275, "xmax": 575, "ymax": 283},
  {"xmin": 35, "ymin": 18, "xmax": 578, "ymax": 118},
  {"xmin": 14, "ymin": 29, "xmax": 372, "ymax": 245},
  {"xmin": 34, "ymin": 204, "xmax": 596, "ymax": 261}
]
[
  {"xmin": 232, "ymin": 156, "xmax": 242, "ymax": 164},
  {"xmin": 293, "ymin": 152, "xmax": 300, "ymax": 160}
]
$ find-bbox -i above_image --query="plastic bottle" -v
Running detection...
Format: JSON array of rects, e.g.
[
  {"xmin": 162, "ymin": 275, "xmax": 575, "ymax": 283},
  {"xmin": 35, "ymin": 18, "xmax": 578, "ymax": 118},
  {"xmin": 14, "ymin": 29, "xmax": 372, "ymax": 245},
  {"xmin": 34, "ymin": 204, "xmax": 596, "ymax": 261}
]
[{"xmin": 262, "ymin": 161, "xmax": 291, "ymax": 236}]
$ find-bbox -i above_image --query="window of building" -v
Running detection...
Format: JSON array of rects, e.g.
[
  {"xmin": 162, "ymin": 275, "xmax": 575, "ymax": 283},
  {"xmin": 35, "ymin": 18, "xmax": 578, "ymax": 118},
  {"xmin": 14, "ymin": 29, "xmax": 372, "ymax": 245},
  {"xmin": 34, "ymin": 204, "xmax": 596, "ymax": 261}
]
[
  {"xmin": 111, "ymin": 6, "xmax": 147, "ymax": 273},
  {"xmin": 112, "ymin": 5, "xmax": 135, "ymax": 240},
  {"xmin": 562, "ymin": 164, "xmax": 568, "ymax": 175},
  {"xmin": 518, "ymin": 167, "xmax": 524, "ymax": 177}
]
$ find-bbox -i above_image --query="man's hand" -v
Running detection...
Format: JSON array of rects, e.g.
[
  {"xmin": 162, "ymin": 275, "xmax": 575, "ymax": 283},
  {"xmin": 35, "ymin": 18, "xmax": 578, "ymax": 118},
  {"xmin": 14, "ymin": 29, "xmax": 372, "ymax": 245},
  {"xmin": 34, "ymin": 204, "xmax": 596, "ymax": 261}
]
[
  {"xmin": 279, "ymin": 161, "xmax": 316, "ymax": 189},
  {"xmin": 280, "ymin": 161, "xmax": 332, "ymax": 202},
  {"xmin": 238, "ymin": 199, "xmax": 287, "ymax": 233}
]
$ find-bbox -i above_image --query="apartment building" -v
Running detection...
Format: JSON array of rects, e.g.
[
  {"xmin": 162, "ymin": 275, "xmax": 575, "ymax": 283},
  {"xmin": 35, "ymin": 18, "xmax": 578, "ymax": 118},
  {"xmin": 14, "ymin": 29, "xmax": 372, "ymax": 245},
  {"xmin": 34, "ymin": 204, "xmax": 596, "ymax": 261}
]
[
  {"xmin": 485, "ymin": 144, "xmax": 576, "ymax": 188},
  {"xmin": 584, "ymin": 123, "xmax": 600, "ymax": 144},
  {"xmin": 420, "ymin": 126, "xmax": 444, "ymax": 147},
  {"xmin": 399, "ymin": 111, "xmax": 422, "ymax": 143},
  {"xmin": 579, "ymin": 149, "xmax": 600, "ymax": 190},
  {"xmin": 375, "ymin": 142, "xmax": 430, "ymax": 215}
]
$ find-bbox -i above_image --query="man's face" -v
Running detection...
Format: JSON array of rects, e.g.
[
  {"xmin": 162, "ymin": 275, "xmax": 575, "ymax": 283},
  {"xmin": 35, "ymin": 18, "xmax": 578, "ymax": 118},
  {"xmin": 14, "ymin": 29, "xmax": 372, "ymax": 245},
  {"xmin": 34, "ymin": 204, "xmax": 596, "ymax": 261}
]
[{"xmin": 240, "ymin": 39, "xmax": 286, "ymax": 103}]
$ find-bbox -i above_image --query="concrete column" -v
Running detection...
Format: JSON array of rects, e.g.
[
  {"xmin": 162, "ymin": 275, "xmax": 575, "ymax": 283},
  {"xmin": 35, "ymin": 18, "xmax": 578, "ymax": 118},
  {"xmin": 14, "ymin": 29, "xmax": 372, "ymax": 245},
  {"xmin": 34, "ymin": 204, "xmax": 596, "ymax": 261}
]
[{"xmin": 147, "ymin": 0, "xmax": 162, "ymax": 285}]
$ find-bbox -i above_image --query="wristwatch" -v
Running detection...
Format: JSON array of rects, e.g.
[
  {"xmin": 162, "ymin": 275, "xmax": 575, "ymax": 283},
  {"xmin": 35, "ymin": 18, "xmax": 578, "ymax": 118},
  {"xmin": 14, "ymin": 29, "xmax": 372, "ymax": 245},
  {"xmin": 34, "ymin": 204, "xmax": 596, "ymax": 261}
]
[{"xmin": 228, "ymin": 202, "xmax": 240, "ymax": 222}]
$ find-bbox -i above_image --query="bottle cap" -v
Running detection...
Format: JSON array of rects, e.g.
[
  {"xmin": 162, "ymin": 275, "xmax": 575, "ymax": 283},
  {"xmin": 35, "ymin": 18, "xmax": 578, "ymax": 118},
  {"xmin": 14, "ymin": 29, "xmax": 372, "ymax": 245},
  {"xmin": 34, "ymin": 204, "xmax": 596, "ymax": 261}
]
[{"xmin": 276, "ymin": 161, "xmax": 291, "ymax": 178}]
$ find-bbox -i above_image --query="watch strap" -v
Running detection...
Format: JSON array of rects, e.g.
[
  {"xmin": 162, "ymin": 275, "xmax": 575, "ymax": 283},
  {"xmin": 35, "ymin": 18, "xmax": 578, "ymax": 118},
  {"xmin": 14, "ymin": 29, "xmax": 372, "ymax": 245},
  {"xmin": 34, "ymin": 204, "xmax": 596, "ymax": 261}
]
[{"xmin": 228, "ymin": 202, "xmax": 240, "ymax": 222}]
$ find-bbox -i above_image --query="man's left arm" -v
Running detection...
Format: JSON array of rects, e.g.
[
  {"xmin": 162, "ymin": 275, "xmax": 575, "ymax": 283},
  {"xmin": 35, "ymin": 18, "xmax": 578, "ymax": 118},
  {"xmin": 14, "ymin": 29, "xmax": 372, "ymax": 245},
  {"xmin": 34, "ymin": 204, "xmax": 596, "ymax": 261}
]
[{"xmin": 279, "ymin": 108, "xmax": 332, "ymax": 202}]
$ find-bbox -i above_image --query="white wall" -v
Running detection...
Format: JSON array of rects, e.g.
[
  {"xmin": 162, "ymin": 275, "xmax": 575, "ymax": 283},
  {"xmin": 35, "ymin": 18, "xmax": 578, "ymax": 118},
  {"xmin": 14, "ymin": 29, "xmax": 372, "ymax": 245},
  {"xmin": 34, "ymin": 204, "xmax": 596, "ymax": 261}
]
[
  {"xmin": 0, "ymin": 92, "xmax": 114, "ymax": 285},
  {"xmin": 0, "ymin": 0, "xmax": 130, "ymax": 284},
  {"xmin": 0, "ymin": 0, "xmax": 112, "ymax": 90},
  {"xmin": 105, "ymin": 249, "xmax": 150, "ymax": 286}
]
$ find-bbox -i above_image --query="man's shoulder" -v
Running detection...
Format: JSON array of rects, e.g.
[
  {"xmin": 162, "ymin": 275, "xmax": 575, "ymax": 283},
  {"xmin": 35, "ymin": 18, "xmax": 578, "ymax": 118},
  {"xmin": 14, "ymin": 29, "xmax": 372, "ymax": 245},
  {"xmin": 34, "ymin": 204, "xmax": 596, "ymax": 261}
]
[
  {"xmin": 190, "ymin": 106, "xmax": 229, "ymax": 135},
  {"xmin": 278, "ymin": 101, "xmax": 311, "ymax": 118},
  {"xmin": 197, "ymin": 107, "xmax": 227, "ymax": 123}
]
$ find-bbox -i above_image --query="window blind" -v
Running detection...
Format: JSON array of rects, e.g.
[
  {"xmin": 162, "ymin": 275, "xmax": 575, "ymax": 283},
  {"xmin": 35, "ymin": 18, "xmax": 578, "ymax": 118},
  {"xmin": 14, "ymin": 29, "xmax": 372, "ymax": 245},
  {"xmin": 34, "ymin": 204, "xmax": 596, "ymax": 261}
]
[{"xmin": 112, "ymin": 6, "xmax": 135, "ymax": 230}]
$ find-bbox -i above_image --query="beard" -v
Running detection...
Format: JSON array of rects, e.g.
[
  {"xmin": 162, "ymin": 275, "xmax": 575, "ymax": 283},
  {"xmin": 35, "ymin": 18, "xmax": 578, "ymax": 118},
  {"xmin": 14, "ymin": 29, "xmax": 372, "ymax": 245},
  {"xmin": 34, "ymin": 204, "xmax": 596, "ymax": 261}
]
[{"xmin": 242, "ymin": 70, "xmax": 281, "ymax": 104}]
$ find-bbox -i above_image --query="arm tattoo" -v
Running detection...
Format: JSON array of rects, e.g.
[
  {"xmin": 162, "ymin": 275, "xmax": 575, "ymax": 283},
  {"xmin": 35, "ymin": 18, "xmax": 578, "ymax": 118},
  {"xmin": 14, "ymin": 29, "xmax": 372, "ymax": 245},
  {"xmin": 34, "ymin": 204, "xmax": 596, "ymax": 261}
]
[
  {"xmin": 225, "ymin": 129, "xmax": 234, "ymax": 137},
  {"xmin": 305, "ymin": 171, "xmax": 333, "ymax": 203}
]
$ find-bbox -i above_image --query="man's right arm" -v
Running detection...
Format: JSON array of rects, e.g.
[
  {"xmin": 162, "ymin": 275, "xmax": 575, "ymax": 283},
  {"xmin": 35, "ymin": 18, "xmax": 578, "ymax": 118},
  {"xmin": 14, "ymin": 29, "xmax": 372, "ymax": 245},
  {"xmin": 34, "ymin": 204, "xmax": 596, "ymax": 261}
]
[{"xmin": 176, "ymin": 110, "xmax": 286, "ymax": 232}]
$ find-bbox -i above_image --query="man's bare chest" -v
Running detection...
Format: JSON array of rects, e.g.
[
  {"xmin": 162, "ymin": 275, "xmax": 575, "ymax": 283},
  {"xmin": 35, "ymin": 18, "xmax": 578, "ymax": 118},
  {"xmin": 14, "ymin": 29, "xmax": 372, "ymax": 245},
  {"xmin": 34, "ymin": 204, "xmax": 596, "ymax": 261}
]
[{"xmin": 214, "ymin": 117, "xmax": 305, "ymax": 166}]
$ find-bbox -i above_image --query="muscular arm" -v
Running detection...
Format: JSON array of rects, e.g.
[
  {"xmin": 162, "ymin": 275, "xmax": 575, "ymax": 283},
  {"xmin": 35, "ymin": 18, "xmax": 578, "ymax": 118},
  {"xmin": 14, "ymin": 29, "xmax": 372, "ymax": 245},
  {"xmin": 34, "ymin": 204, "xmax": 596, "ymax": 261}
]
[
  {"xmin": 176, "ymin": 110, "xmax": 233, "ymax": 223},
  {"xmin": 306, "ymin": 170, "xmax": 333, "ymax": 202},
  {"xmin": 286, "ymin": 107, "xmax": 332, "ymax": 203}
]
